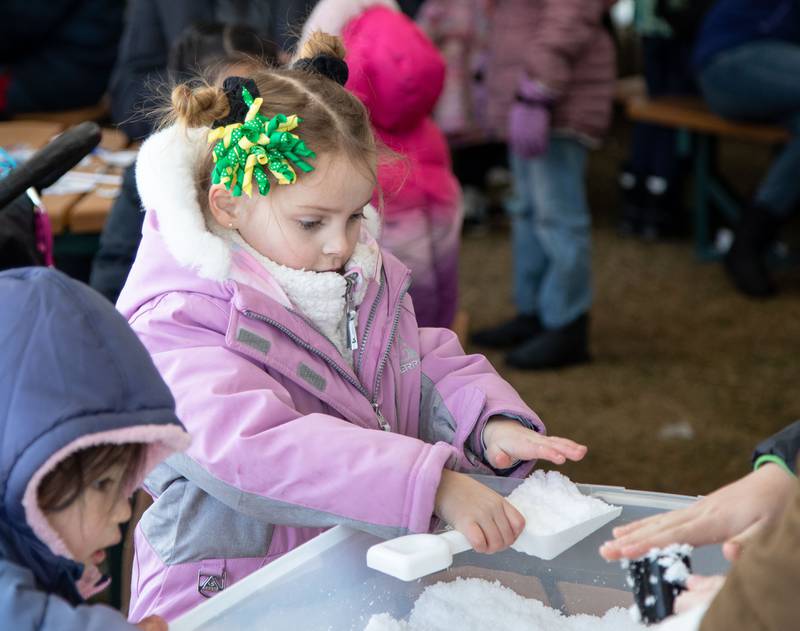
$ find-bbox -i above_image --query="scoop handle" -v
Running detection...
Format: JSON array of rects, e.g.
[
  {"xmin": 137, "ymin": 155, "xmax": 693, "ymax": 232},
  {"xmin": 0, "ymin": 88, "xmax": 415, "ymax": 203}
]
[{"xmin": 440, "ymin": 529, "xmax": 472, "ymax": 555}]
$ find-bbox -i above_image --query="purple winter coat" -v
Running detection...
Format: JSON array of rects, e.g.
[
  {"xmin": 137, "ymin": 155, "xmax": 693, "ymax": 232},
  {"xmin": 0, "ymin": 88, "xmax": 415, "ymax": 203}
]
[
  {"xmin": 420, "ymin": 0, "xmax": 617, "ymax": 144},
  {"xmin": 118, "ymin": 126, "xmax": 543, "ymax": 621}
]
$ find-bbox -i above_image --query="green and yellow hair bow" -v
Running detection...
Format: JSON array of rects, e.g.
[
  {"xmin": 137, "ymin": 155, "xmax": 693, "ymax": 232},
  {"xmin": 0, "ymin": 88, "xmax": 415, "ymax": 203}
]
[{"xmin": 207, "ymin": 80, "xmax": 316, "ymax": 198}]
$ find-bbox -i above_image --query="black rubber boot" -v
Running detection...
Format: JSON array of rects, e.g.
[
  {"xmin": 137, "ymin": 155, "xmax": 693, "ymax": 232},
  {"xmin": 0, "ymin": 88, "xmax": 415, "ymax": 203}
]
[
  {"xmin": 724, "ymin": 206, "xmax": 781, "ymax": 298},
  {"xmin": 505, "ymin": 314, "xmax": 590, "ymax": 370},
  {"xmin": 471, "ymin": 314, "xmax": 542, "ymax": 349},
  {"xmin": 618, "ymin": 167, "xmax": 644, "ymax": 236}
]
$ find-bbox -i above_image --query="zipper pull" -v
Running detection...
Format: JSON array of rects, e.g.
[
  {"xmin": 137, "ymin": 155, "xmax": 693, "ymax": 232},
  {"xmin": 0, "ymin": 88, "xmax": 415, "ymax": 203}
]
[
  {"xmin": 372, "ymin": 402, "xmax": 391, "ymax": 432},
  {"xmin": 345, "ymin": 273, "xmax": 359, "ymax": 351}
]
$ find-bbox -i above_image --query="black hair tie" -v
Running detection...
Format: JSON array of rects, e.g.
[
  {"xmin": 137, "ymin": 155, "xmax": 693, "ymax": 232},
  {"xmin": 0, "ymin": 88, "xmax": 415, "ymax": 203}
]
[
  {"xmin": 212, "ymin": 76, "xmax": 261, "ymax": 128},
  {"xmin": 293, "ymin": 55, "xmax": 349, "ymax": 86}
]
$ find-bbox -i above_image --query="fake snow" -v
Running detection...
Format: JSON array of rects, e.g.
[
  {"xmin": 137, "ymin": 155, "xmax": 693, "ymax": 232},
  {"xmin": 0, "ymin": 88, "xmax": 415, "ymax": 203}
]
[
  {"xmin": 653, "ymin": 545, "xmax": 693, "ymax": 585},
  {"xmin": 363, "ymin": 578, "xmax": 645, "ymax": 631},
  {"xmin": 506, "ymin": 471, "xmax": 619, "ymax": 537}
]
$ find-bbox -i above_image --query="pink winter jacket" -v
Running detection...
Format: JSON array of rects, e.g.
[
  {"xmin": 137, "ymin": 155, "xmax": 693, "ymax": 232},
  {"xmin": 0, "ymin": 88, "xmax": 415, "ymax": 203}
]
[
  {"xmin": 118, "ymin": 126, "xmax": 543, "ymax": 621},
  {"xmin": 420, "ymin": 0, "xmax": 617, "ymax": 144},
  {"xmin": 341, "ymin": 4, "xmax": 461, "ymax": 219}
]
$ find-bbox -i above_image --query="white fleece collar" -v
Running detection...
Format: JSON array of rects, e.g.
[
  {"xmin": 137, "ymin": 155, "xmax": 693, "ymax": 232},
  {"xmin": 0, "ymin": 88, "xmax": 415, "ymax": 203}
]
[
  {"xmin": 224, "ymin": 228, "xmax": 379, "ymax": 363},
  {"xmin": 136, "ymin": 125, "xmax": 233, "ymax": 281}
]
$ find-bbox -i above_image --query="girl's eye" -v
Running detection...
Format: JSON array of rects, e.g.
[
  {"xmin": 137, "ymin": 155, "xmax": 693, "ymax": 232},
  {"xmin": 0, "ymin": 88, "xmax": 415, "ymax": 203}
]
[
  {"xmin": 298, "ymin": 220, "xmax": 321, "ymax": 231},
  {"xmin": 348, "ymin": 212, "xmax": 364, "ymax": 222},
  {"xmin": 92, "ymin": 478, "xmax": 114, "ymax": 493}
]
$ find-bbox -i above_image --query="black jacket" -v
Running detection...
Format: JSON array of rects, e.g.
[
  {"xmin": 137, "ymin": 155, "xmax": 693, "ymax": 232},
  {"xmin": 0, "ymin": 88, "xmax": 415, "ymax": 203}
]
[{"xmin": 753, "ymin": 420, "xmax": 800, "ymax": 474}]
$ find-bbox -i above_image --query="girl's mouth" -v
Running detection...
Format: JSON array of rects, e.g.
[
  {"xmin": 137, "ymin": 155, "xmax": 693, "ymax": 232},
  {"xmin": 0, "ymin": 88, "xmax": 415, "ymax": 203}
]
[{"xmin": 91, "ymin": 549, "xmax": 106, "ymax": 565}]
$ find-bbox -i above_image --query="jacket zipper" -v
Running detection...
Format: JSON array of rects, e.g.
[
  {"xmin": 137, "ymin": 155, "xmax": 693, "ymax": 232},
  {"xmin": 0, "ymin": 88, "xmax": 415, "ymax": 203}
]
[
  {"xmin": 344, "ymin": 272, "xmax": 359, "ymax": 351},
  {"xmin": 371, "ymin": 277, "xmax": 411, "ymax": 423},
  {"xmin": 243, "ymin": 309, "xmax": 392, "ymax": 431},
  {"xmin": 356, "ymin": 271, "xmax": 385, "ymax": 376}
]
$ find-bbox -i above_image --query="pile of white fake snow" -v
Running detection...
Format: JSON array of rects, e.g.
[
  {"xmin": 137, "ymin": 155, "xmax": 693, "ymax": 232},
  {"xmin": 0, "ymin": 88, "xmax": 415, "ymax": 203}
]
[
  {"xmin": 506, "ymin": 470, "xmax": 619, "ymax": 536},
  {"xmin": 364, "ymin": 578, "xmax": 645, "ymax": 631}
]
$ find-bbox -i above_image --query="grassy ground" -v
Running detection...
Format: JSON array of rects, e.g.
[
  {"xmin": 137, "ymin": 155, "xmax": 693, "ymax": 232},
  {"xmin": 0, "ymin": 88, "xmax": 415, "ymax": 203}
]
[{"xmin": 459, "ymin": 118, "xmax": 800, "ymax": 496}]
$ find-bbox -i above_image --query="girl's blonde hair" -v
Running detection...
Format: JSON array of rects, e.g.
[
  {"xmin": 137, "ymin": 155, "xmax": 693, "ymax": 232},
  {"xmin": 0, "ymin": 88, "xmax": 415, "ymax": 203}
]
[{"xmin": 167, "ymin": 32, "xmax": 378, "ymax": 210}]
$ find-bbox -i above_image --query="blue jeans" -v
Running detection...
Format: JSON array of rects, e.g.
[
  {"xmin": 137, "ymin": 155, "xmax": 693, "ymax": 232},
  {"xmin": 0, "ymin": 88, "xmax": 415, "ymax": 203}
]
[
  {"xmin": 507, "ymin": 137, "xmax": 591, "ymax": 329},
  {"xmin": 698, "ymin": 39, "xmax": 800, "ymax": 216}
]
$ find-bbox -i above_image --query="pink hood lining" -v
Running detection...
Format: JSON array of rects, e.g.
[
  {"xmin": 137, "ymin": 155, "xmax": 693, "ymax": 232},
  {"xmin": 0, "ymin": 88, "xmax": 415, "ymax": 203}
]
[{"xmin": 21, "ymin": 425, "xmax": 190, "ymax": 563}]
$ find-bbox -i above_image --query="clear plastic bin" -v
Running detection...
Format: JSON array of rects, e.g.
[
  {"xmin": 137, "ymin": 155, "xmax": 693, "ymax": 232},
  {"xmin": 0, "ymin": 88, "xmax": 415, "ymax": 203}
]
[{"xmin": 171, "ymin": 476, "xmax": 729, "ymax": 631}]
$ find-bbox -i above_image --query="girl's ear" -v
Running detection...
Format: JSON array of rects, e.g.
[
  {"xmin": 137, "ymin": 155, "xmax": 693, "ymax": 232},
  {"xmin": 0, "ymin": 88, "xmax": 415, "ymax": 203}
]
[{"xmin": 208, "ymin": 184, "xmax": 240, "ymax": 228}]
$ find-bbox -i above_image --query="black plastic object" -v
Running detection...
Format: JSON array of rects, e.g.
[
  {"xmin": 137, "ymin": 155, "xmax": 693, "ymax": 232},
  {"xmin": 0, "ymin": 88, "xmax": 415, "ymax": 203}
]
[
  {"xmin": 0, "ymin": 121, "xmax": 102, "ymax": 209},
  {"xmin": 625, "ymin": 547, "xmax": 692, "ymax": 625}
]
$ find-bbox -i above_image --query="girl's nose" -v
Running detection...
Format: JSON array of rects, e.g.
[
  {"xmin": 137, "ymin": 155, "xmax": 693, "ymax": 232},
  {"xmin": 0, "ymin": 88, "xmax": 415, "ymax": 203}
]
[
  {"xmin": 322, "ymin": 231, "xmax": 348, "ymax": 256},
  {"xmin": 112, "ymin": 494, "xmax": 133, "ymax": 524}
]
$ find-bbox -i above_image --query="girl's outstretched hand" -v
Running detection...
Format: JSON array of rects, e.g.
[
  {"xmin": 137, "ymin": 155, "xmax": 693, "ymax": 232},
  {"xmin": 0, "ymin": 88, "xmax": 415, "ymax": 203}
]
[
  {"xmin": 483, "ymin": 417, "xmax": 588, "ymax": 469},
  {"xmin": 599, "ymin": 463, "xmax": 795, "ymax": 562},
  {"xmin": 434, "ymin": 469, "xmax": 525, "ymax": 553}
]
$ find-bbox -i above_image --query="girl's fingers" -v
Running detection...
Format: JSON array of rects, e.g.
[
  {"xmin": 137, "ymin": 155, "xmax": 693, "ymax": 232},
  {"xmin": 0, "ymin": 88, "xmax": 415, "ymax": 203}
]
[
  {"xmin": 503, "ymin": 500, "xmax": 526, "ymax": 538},
  {"xmin": 493, "ymin": 509, "xmax": 517, "ymax": 549},
  {"xmin": 490, "ymin": 447, "xmax": 514, "ymax": 469},
  {"xmin": 616, "ymin": 519, "xmax": 702, "ymax": 558},
  {"xmin": 542, "ymin": 436, "xmax": 588, "ymax": 458},
  {"xmin": 464, "ymin": 521, "xmax": 488, "ymax": 553},
  {"xmin": 480, "ymin": 519, "xmax": 504, "ymax": 553}
]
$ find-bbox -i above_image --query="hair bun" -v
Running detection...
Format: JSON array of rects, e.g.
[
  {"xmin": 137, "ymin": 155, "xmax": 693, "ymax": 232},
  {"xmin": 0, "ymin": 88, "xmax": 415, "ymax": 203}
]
[
  {"xmin": 293, "ymin": 55, "xmax": 349, "ymax": 86},
  {"xmin": 212, "ymin": 76, "xmax": 260, "ymax": 128}
]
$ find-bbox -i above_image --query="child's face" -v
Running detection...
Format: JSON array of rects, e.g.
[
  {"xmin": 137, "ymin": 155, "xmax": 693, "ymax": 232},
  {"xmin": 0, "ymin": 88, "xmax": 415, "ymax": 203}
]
[
  {"xmin": 233, "ymin": 152, "xmax": 375, "ymax": 272},
  {"xmin": 45, "ymin": 462, "xmax": 132, "ymax": 567}
]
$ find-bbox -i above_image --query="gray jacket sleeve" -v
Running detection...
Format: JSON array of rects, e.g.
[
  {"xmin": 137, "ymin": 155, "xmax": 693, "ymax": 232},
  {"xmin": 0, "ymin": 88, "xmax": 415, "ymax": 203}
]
[
  {"xmin": 752, "ymin": 420, "xmax": 800, "ymax": 474},
  {"xmin": 0, "ymin": 559, "xmax": 136, "ymax": 631}
]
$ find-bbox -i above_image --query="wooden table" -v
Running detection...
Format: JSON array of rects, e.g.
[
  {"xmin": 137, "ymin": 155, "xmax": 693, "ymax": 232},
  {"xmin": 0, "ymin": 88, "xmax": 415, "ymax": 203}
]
[{"xmin": 0, "ymin": 121, "xmax": 133, "ymax": 236}]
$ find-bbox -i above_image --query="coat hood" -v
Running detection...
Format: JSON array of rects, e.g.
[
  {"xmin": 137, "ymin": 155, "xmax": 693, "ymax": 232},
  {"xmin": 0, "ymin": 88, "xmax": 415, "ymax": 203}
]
[
  {"xmin": 302, "ymin": 0, "xmax": 445, "ymax": 131},
  {"xmin": 0, "ymin": 267, "xmax": 189, "ymax": 602}
]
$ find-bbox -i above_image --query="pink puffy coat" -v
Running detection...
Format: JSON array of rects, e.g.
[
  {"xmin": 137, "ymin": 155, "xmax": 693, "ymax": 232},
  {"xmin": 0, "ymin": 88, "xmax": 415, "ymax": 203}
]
[{"xmin": 118, "ymin": 125, "xmax": 542, "ymax": 621}]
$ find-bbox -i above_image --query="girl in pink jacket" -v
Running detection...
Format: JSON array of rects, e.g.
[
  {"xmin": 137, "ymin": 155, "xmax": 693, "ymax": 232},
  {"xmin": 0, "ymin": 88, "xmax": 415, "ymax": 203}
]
[
  {"xmin": 118, "ymin": 32, "xmax": 587, "ymax": 622},
  {"xmin": 301, "ymin": 0, "xmax": 463, "ymax": 328}
]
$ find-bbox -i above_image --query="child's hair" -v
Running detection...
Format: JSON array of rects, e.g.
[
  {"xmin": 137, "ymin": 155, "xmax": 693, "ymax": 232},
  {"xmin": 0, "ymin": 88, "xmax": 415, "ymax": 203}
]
[
  {"xmin": 168, "ymin": 22, "xmax": 278, "ymax": 77},
  {"xmin": 167, "ymin": 31, "xmax": 378, "ymax": 212},
  {"xmin": 38, "ymin": 443, "xmax": 144, "ymax": 513}
]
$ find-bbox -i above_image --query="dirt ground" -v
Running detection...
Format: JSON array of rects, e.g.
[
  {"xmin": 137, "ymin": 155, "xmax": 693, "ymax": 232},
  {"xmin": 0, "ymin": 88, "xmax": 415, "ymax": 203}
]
[{"xmin": 459, "ymin": 118, "xmax": 800, "ymax": 496}]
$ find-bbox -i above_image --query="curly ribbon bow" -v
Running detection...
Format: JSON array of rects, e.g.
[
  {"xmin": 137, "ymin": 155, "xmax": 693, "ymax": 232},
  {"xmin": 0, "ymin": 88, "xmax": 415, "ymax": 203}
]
[{"xmin": 207, "ymin": 86, "xmax": 316, "ymax": 197}]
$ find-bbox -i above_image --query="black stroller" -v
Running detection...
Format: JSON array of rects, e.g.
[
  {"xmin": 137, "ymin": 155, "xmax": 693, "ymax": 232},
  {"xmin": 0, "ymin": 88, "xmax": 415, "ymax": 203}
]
[{"xmin": 0, "ymin": 122, "xmax": 102, "ymax": 272}]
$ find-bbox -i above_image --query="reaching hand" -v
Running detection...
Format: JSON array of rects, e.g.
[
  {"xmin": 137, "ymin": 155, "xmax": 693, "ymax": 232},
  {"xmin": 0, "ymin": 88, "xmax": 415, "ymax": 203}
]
[
  {"xmin": 599, "ymin": 463, "xmax": 795, "ymax": 562},
  {"xmin": 434, "ymin": 469, "xmax": 525, "ymax": 553},
  {"xmin": 136, "ymin": 615, "xmax": 168, "ymax": 631},
  {"xmin": 675, "ymin": 575, "xmax": 726, "ymax": 614},
  {"xmin": 482, "ymin": 417, "xmax": 587, "ymax": 469}
]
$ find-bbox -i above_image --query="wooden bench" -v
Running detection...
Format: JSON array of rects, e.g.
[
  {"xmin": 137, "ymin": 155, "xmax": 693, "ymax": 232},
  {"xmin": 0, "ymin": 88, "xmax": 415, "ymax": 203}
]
[{"xmin": 626, "ymin": 95, "xmax": 790, "ymax": 259}]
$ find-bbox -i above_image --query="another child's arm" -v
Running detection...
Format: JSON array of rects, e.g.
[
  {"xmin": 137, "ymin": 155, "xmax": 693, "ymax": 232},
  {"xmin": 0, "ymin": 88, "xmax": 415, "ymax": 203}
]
[
  {"xmin": 0, "ymin": 559, "xmax": 143, "ymax": 630},
  {"xmin": 601, "ymin": 422, "xmax": 800, "ymax": 561}
]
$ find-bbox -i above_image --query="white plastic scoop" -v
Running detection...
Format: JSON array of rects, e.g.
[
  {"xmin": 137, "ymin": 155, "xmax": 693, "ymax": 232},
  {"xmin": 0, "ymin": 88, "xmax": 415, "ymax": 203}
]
[
  {"xmin": 366, "ymin": 506, "xmax": 620, "ymax": 582},
  {"xmin": 367, "ymin": 529, "xmax": 472, "ymax": 582},
  {"xmin": 367, "ymin": 472, "xmax": 623, "ymax": 582}
]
